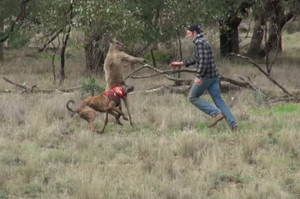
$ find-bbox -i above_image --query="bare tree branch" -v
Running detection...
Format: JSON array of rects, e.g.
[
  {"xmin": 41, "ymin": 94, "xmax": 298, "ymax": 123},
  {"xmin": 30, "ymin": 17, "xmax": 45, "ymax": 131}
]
[
  {"xmin": 0, "ymin": 75, "xmax": 82, "ymax": 93},
  {"xmin": 38, "ymin": 28, "xmax": 64, "ymax": 52},
  {"xmin": 0, "ymin": 75, "xmax": 28, "ymax": 90},
  {"xmin": 125, "ymin": 64, "xmax": 196, "ymax": 80},
  {"xmin": 0, "ymin": 0, "xmax": 31, "ymax": 42},
  {"xmin": 219, "ymin": 75, "xmax": 251, "ymax": 88},
  {"xmin": 230, "ymin": 53, "xmax": 300, "ymax": 101}
]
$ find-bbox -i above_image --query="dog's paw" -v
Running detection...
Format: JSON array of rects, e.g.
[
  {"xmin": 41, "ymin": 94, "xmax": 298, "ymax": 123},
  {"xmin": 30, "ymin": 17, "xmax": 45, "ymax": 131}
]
[
  {"xmin": 123, "ymin": 117, "xmax": 129, "ymax": 121},
  {"xmin": 116, "ymin": 120, "xmax": 123, "ymax": 126}
]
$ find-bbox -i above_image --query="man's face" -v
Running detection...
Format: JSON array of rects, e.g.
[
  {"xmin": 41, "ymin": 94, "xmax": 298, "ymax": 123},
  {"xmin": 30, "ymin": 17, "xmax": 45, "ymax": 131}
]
[{"xmin": 186, "ymin": 30, "xmax": 197, "ymax": 40}]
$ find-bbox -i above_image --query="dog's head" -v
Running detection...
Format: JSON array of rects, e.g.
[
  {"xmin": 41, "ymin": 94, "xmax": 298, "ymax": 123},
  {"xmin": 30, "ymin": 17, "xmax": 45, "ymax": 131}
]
[
  {"xmin": 112, "ymin": 84, "xmax": 134, "ymax": 99},
  {"xmin": 120, "ymin": 84, "xmax": 134, "ymax": 94}
]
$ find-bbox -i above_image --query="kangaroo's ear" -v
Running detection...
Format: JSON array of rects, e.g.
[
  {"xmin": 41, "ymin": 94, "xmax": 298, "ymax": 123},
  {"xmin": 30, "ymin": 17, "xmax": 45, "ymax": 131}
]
[
  {"xmin": 110, "ymin": 37, "xmax": 117, "ymax": 43},
  {"xmin": 118, "ymin": 80, "xmax": 125, "ymax": 86}
]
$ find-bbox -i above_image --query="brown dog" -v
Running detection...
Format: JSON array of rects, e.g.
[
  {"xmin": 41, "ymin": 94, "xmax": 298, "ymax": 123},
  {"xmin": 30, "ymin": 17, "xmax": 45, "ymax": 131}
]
[{"xmin": 66, "ymin": 84, "xmax": 134, "ymax": 134}]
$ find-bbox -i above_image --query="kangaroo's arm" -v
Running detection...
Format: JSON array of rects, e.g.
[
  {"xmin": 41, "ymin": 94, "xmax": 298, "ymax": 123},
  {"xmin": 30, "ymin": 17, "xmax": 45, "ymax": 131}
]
[{"xmin": 119, "ymin": 52, "xmax": 144, "ymax": 64}]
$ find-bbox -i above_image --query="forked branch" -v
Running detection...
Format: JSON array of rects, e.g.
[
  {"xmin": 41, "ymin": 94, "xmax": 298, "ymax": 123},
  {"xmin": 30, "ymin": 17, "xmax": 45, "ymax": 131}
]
[{"xmin": 230, "ymin": 53, "xmax": 300, "ymax": 101}]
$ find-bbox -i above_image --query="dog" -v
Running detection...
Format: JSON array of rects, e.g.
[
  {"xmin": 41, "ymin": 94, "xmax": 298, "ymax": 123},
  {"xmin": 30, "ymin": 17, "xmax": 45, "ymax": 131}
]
[{"xmin": 66, "ymin": 84, "xmax": 134, "ymax": 134}]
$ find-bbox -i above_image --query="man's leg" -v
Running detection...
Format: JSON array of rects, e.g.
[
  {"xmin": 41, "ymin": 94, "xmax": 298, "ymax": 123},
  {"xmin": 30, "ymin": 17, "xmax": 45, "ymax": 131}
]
[
  {"xmin": 208, "ymin": 77, "xmax": 237, "ymax": 130},
  {"xmin": 188, "ymin": 79, "xmax": 221, "ymax": 117}
]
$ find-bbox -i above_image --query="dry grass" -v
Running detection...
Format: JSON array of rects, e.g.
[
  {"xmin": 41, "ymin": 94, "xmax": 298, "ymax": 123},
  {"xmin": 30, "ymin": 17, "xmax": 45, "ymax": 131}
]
[{"xmin": 0, "ymin": 32, "xmax": 300, "ymax": 199}]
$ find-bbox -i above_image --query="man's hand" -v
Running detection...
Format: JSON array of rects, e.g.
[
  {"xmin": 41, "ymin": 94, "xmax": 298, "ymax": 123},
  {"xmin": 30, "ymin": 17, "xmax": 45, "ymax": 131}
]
[
  {"xmin": 195, "ymin": 77, "xmax": 202, "ymax": 86},
  {"xmin": 169, "ymin": 61, "xmax": 184, "ymax": 68}
]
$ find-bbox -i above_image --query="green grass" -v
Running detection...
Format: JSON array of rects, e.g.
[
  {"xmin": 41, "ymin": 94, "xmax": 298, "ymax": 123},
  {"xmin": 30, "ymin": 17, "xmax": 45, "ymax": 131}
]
[
  {"xmin": 1, "ymin": 32, "xmax": 300, "ymax": 198},
  {"xmin": 250, "ymin": 104, "xmax": 299, "ymax": 115}
]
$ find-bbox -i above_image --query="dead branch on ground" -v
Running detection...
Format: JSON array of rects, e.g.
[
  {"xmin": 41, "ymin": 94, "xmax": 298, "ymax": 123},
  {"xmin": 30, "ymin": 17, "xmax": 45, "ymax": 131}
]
[
  {"xmin": 125, "ymin": 61, "xmax": 300, "ymax": 102},
  {"xmin": 230, "ymin": 53, "xmax": 300, "ymax": 102},
  {"xmin": 0, "ymin": 75, "xmax": 81, "ymax": 93},
  {"xmin": 126, "ymin": 64, "xmax": 255, "ymax": 94}
]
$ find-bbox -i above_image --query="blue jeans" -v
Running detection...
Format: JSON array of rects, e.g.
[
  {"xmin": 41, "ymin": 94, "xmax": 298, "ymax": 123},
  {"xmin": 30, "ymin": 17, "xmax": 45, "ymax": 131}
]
[{"xmin": 188, "ymin": 77, "xmax": 236, "ymax": 129}]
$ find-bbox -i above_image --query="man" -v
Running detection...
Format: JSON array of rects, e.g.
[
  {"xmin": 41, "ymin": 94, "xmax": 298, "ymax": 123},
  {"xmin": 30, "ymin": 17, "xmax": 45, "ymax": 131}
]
[{"xmin": 169, "ymin": 24, "xmax": 238, "ymax": 132}]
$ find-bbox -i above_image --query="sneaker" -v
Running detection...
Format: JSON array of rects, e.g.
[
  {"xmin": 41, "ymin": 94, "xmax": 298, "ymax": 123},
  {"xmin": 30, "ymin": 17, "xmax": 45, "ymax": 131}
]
[
  {"xmin": 208, "ymin": 113, "xmax": 224, "ymax": 128},
  {"xmin": 232, "ymin": 124, "xmax": 238, "ymax": 132}
]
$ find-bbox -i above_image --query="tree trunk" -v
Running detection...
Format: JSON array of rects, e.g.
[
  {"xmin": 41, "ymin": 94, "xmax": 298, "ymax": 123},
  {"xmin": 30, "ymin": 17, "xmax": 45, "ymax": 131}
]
[
  {"xmin": 247, "ymin": 14, "xmax": 266, "ymax": 57},
  {"xmin": 0, "ymin": 20, "xmax": 4, "ymax": 64},
  {"xmin": 264, "ymin": 11, "xmax": 294, "ymax": 57},
  {"xmin": 231, "ymin": 28, "xmax": 239, "ymax": 54},
  {"xmin": 219, "ymin": 25, "xmax": 240, "ymax": 57},
  {"xmin": 219, "ymin": 20, "xmax": 232, "ymax": 57},
  {"xmin": 59, "ymin": 28, "xmax": 71, "ymax": 86},
  {"xmin": 84, "ymin": 36, "xmax": 106, "ymax": 74},
  {"xmin": 85, "ymin": 38, "xmax": 94, "ymax": 71},
  {"xmin": 264, "ymin": 2, "xmax": 284, "ymax": 55},
  {"xmin": 59, "ymin": 0, "xmax": 74, "ymax": 86},
  {"xmin": 219, "ymin": 1, "xmax": 254, "ymax": 57},
  {"xmin": 247, "ymin": 0, "xmax": 293, "ymax": 58}
]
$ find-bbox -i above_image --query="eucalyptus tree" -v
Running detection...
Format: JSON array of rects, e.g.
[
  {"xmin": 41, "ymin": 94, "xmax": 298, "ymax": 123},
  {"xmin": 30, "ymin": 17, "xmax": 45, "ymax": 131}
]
[
  {"xmin": 73, "ymin": 0, "xmax": 146, "ymax": 73},
  {"xmin": 0, "ymin": 0, "xmax": 31, "ymax": 63},
  {"xmin": 247, "ymin": 0, "xmax": 300, "ymax": 59},
  {"xmin": 219, "ymin": 0, "xmax": 255, "ymax": 56},
  {"xmin": 125, "ymin": 0, "xmax": 256, "ymax": 58},
  {"xmin": 26, "ymin": 0, "xmax": 75, "ymax": 84},
  {"xmin": 124, "ymin": 0, "xmax": 228, "ymax": 59}
]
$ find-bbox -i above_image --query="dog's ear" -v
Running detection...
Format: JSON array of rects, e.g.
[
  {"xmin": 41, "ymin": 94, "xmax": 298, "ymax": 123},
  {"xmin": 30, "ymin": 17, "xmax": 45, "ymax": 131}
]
[{"xmin": 127, "ymin": 86, "xmax": 134, "ymax": 93}]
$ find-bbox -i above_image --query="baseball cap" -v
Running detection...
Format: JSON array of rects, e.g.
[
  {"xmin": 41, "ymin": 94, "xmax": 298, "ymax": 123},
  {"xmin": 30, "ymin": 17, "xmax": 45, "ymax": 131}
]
[{"xmin": 187, "ymin": 24, "xmax": 202, "ymax": 34}]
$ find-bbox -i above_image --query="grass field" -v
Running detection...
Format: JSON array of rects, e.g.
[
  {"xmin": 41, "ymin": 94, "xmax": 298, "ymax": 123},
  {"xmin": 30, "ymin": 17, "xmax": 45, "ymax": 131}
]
[{"xmin": 0, "ymin": 31, "xmax": 300, "ymax": 199}]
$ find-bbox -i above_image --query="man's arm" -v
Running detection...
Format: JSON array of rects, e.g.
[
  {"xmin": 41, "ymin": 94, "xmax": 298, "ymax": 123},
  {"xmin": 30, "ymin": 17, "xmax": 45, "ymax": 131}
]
[
  {"xmin": 195, "ymin": 41, "xmax": 207, "ymax": 78},
  {"xmin": 170, "ymin": 45, "xmax": 196, "ymax": 68},
  {"xmin": 183, "ymin": 58, "xmax": 195, "ymax": 67}
]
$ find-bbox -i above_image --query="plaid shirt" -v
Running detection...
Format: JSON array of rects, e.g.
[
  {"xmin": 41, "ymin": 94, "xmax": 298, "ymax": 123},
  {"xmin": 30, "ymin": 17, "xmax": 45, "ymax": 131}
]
[{"xmin": 183, "ymin": 33, "xmax": 219, "ymax": 78}]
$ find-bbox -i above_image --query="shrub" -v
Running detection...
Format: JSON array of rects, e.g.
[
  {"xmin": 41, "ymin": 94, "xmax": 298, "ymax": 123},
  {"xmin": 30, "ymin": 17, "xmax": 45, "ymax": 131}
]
[
  {"xmin": 143, "ymin": 50, "xmax": 174, "ymax": 66},
  {"xmin": 80, "ymin": 76, "xmax": 104, "ymax": 97},
  {"xmin": 9, "ymin": 30, "xmax": 32, "ymax": 49}
]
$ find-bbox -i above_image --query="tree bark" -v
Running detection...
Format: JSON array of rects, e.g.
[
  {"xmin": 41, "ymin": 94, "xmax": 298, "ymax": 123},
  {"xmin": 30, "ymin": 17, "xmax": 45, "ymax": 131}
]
[
  {"xmin": 84, "ymin": 36, "xmax": 106, "ymax": 74},
  {"xmin": 0, "ymin": 19, "xmax": 4, "ymax": 64},
  {"xmin": 247, "ymin": 0, "xmax": 294, "ymax": 58},
  {"xmin": 264, "ymin": 11, "xmax": 294, "ymax": 56},
  {"xmin": 247, "ymin": 14, "xmax": 266, "ymax": 57},
  {"xmin": 59, "ymin": 0, "xmax": 74, "ymax": 86},
  {"xmin": 219, "ymin": 20, "xmax": 232, "ymax": 57},
  {"xmin": 219, "ymin": 1, "xmax": 254, "ymax": 57}
]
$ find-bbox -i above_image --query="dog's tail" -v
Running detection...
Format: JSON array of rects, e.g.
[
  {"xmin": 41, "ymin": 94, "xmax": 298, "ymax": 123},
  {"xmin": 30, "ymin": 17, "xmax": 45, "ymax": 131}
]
[{"xmin": 66, "ymin": 100, "xmax": 77, "ymax": 113}]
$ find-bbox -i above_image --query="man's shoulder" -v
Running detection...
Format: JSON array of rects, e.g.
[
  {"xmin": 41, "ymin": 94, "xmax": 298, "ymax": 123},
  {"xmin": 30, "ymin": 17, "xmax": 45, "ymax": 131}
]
[{"xmin": 194, "ymin": 36, "xmax": 207, "ymax": 45}]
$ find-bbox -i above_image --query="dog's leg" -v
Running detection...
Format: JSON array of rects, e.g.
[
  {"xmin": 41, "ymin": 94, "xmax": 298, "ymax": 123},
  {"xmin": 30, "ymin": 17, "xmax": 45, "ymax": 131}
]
[
  {"xmin": 108, "ymin": 110, "xmax": 123, "ymax": 126},
  {"xmin": 123, "ymin": 98, "xmax": 133, "ymax": 127},
  {"xmin": 99, "ymin": 112, "xmax": 109, "ymax": 134},
  {"xmin": 79, "ymin": 108, "xmax": 101, "ymax": 133},
  {"xmin": 115, "ymin": 103, "xmax": 122, "ymax": 122},
  {"xmin": 109, "ymin": 105, "xmax": 128, "ymax": 121}
]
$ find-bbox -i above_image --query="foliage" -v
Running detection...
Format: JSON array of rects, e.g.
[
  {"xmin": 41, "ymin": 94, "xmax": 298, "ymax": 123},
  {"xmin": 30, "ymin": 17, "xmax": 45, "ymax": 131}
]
[
  {"xmin": 143, "ymin": 50, "xmax": 174, "ymax": 65},
  {"xmin": 80, "ymin": 75, "xmax": 104, "ymax": 97},
  {"xmin": 285, "ymin": 21, "xmax": 300, "ymax": 34},
  {"xmin": 23, "ymin": 183, "xmax": 42, "ymax": 198},
  {"xmin": 0, "ymin": 193, "xmax": 9, "ymax": 199},
  {"xmin": 9, "ymin": 28, "xmax": 32, "ymax": 49},
  {"xmin": 0, "ymin": 0, "xmax": 25, "ymax": 41}
]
